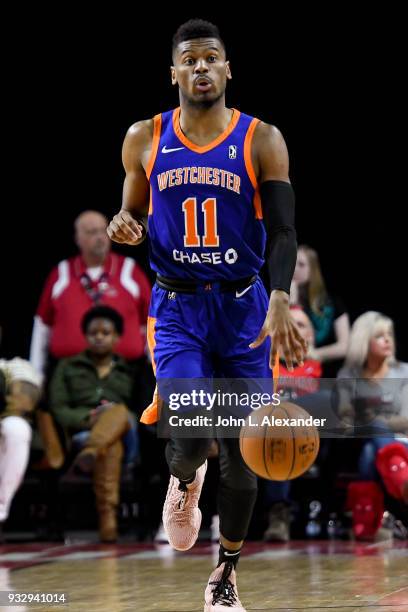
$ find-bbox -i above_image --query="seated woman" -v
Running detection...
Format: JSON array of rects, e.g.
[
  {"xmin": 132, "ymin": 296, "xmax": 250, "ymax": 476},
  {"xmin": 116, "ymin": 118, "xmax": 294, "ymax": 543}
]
[
  {"xmin": 49, "ymin": 305, "xmax": 137, "ymax": 543},
  {"xmin": 0, "ymin": 356, "xmax": 42, "ymax": 542},
  {"xmin": 337, "ymin": 311, "xmax": 408, "ymax": 539},
  {"xmin": 264, "ymin": 306, "xmax": 323, "ymax": 542},
  {"xmin": 290, "ymin": 245, "xmax": 350, "ymax": 377},
  {"xmin": 279, "ymin": 306, "xmax": 322, "ymax": 390}
]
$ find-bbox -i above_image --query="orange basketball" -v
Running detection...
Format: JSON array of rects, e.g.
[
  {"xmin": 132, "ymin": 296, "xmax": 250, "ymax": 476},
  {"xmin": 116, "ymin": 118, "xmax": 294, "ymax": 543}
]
[{"xmin": 239, "ymin": 402, "xmax": 320, "ymax": 480}]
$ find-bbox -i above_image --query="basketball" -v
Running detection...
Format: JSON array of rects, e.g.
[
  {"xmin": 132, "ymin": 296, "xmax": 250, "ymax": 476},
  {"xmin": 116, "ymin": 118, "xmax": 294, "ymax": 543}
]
[{"xmin": 239, "ymin": 402, "xmax": 320, "ymax": 480}]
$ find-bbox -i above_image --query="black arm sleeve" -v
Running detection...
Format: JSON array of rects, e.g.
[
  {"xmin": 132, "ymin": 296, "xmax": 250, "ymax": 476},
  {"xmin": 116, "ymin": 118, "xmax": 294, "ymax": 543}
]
[{"xmin": 260, "ymin": 180, "xmax": 297, "ymax": 294}]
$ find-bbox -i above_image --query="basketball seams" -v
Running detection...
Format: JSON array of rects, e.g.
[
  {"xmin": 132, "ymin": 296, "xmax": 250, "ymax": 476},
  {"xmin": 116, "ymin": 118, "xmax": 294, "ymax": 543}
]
[
  {"xmin": 263, "ymin": 428, "xmax": 273, "ymax": 479},
  {"xmin": 240, "ymin": 402, "xmax": 319, "ymax": 482},
  {"xmin": 280, "ymin": 405, "xmax": 296, "ymax": 480},
  {"xmin": 314, "ymin": 425, "xmax": 320, "ymax": 457}
]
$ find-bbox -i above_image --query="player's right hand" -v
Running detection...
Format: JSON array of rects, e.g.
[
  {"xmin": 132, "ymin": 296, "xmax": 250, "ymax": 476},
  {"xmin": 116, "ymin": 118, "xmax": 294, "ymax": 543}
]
[
  {"xmin": 107, "ymin": 210, "xmax": 144, "ymax": 245},
  {"xmin": 249, "ymin": 290, "xmax": 308, "ymax": 371}
]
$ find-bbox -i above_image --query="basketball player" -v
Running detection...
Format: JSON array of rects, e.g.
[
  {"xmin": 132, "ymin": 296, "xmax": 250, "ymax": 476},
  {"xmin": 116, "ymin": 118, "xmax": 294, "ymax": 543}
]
[{"xmin": 107, "ymin": 19, "xmax": 307, "ymax": 612}]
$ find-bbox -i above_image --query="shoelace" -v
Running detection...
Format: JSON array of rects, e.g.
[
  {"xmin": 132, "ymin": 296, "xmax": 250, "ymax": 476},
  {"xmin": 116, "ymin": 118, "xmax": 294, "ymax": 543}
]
[
  {"xmin": 210, "ymin": 562, "xmax": 238, "ymax": 606},
  {"xmin": 172, "ymin": 481, "xmax": 188, "ymax": 520},
  {"xmin": 177, "ymin": 490, "xmax": 187, "ymax": 511},
  {"xmin": 168, "ymin": 479, "xmax": 195, "ymax": 523}
]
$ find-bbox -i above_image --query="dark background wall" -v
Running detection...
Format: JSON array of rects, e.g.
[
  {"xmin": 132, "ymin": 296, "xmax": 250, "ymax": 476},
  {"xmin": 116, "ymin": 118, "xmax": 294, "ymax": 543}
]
[{"xmin": 1, "ymin": 9, "xmax": 405, "ymax": 360}]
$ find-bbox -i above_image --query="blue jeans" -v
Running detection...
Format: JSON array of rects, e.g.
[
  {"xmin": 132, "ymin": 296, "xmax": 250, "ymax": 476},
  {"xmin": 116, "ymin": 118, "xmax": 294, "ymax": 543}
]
[{"xmin": 264, "ymin": 481, "xmax": 291, "ymax": 505}]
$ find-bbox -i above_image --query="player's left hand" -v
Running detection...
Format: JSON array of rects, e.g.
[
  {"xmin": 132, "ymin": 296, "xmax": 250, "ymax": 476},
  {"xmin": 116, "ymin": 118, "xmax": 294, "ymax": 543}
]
[{"xmin": 249, "ymin": 290, "xmax": 308, "ymax": 371}]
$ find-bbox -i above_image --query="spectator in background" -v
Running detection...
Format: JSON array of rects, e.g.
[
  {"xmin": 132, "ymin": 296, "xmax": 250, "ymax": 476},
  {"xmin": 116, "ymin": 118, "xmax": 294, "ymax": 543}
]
[
  {"xmin": 279, "ymin": 306, "xmax": 322, "ymax": 385},
  {"xmin": 290, "ymin": 244, "xmax": 350, "ymax": 377},
  {"xmin": 337, "ymin": 312, "xmax": 408, "ymax": 539},
  {"xmin": 30, "ymin": 210, "xmax": 151, "ymax": 380},
  {"xmin": 263, "ymin": 306, "xmax": 322, "ymax": 542},
  {"xmin": 49, "ymin": 306, "xmax": 137, "ymax": 542},
  {"xmin": 0, "ymin": 355, "xmax": 41, "ymax": 542}
]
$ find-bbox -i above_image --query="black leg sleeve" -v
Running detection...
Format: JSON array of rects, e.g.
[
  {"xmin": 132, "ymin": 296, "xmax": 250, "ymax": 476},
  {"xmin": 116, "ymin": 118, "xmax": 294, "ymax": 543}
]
[{"xmin": 217, "ymin": 437, "xmax": 258, "ymax": 542}]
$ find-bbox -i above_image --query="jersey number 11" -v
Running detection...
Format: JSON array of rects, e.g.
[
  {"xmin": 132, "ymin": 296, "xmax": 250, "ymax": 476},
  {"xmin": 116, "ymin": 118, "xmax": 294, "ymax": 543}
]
[{"xmin": 182, "ymin": 197, "xmax": 219, "ymax": 247}]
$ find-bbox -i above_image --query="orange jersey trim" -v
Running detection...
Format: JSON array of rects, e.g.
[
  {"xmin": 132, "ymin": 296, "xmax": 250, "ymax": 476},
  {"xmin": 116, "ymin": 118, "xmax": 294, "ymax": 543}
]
[
  {"xmin": 172, "ymin": 107, "xmax": 241, "ymax": 154},
  {"xmin": 244, "ymin": 117, "xmax": 262, "ymax": 219},
  {"xmin": 140, "ymin": 316, "xmax": 159, "ymax": 424},
  {"xmin": 253, "ymin": 190, "xmax": 262, "ymax": 220},
  {"xmin": 146, "ymin": 316, "xmax": 157, "ymax": 372},
  {"xmin": 148, "ymin": 185, "xmax": 153, "ymax": 215},
  {"xmin": 146, "ymin": 114, "xmax": 162, "ymax": 180},
  {"xmin": 140, "ymin": 385, "xmax": 160, "ymax": 425}
]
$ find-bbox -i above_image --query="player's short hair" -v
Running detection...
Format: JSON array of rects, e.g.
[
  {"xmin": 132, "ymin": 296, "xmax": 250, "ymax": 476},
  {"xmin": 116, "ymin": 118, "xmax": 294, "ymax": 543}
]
[
  {"xmin": 172, "ymin": 19, "xmax": 225, "ymax": 58},
  {"xmin": 81, "ymin": 306, "xmax": 124, "ymax": 336}
]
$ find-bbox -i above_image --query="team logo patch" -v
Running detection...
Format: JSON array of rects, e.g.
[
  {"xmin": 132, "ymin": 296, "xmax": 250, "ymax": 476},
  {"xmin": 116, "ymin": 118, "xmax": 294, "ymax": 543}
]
[
  {"xmin": 168, "ymin": 291, "xmax": 177, "ymax": 300},
  {"xmin": 229, "ymin": 145, "xmax": 237, "ymax": 159}
]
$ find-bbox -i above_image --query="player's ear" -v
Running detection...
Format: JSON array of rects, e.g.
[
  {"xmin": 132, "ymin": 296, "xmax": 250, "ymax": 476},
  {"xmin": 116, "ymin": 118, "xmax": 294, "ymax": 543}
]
[
  {"xmin": 226, "ymin": 61, "xmax": 232, "ymax": 80},
  {"xmin": 170, "ymin": 66, "xmax": 177, "ymax": 86}
]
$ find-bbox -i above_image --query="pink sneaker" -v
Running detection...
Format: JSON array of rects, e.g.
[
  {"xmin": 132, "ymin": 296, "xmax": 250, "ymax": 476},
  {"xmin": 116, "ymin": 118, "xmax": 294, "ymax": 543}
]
[
  {"xmin": 162, "ymin": 461, "xmax": 207, "ymax": 551},
  {"xmin": 204, "ymin": 562, "xmax": 246, "ymax": 611}
]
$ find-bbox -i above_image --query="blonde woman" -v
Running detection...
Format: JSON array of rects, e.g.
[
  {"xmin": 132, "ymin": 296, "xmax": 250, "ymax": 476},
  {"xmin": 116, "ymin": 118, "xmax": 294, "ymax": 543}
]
[
  {"xmin": 291, "ymin": 245, "xmax": 350, "ymax": 376},
  {"xmin": 338, "ymin": 311, "xmax": 408, "ymax": 432},
  {"xmin": 337, "ymin": 312, "xmax": 408, "ymax": 513}
]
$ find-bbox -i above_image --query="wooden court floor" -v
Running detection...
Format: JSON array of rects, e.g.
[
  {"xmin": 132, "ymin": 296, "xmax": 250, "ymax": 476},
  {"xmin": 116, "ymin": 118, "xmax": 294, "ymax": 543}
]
[{"xmin": 0, "ymin": 540, "xmax": 407, "ymax": 611}]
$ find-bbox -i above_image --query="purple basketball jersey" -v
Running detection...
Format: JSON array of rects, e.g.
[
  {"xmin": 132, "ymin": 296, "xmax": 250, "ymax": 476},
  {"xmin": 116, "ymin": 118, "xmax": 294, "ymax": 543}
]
[{"xmin": 147, "ymin": 107, "xmax": 266, "ymax": 281}]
